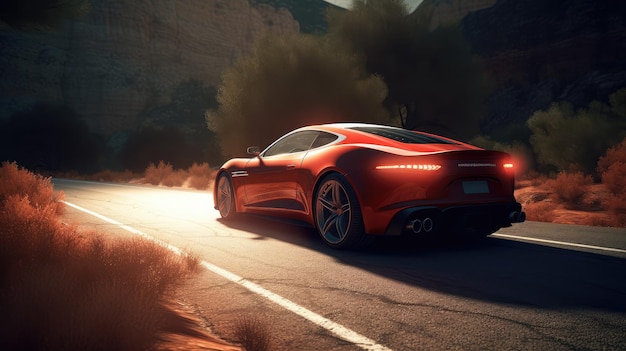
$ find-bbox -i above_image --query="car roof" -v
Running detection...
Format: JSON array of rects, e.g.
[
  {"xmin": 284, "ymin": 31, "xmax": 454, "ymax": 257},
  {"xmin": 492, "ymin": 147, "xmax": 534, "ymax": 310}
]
[{"xmin": 295, "ymin": 123, "xmax": 479, "ymax": 152}]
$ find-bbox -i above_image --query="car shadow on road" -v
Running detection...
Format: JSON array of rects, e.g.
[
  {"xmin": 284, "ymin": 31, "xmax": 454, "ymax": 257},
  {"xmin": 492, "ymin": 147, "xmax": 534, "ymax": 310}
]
[{"xmin": 218, "ymin": 214, "xmax": 626, "ymax": 313}]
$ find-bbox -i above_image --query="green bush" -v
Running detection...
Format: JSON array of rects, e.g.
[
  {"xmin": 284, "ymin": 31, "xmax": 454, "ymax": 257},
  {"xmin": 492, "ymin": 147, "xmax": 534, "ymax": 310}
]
[{"xmin": 528, "ymin": 89, "xmax": 626, "ymax": 175}]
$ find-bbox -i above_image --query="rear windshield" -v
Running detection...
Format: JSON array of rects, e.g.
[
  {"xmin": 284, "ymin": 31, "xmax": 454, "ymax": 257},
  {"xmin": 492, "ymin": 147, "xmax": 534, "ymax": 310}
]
[{"xmin": 349, "ymin": 126, "xmax": 457, "ymax": 144}]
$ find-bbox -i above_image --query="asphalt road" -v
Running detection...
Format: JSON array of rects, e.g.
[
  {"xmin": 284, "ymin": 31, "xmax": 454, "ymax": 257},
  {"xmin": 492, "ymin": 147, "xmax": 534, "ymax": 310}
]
[{"xmin": 53, "ymin": 179, "xmax": 626, "ymax": 351}]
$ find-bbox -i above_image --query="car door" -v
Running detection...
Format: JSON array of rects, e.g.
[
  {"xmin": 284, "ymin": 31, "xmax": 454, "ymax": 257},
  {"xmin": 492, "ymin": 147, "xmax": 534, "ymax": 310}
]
[{"xmin": 243, "ymin": 131, "xmax": 319, "ymax": 211}]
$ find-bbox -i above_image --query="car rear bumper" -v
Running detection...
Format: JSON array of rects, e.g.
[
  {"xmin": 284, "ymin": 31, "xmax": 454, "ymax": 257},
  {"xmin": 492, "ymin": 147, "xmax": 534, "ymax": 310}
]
[{"xmin": 384, "ymin": 202, "xmax": 525, "ymax": 236}]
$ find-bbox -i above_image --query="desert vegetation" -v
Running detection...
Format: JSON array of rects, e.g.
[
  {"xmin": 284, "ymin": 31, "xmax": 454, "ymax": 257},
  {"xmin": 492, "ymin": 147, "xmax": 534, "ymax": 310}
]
[
  {"xmin": 232, "ymin": 316, "xmax": 272, "ymax": 351},
  {"xmin": 61, "ymin": 161, "xmax": 216, "ymax": 190},
  {"xmin": 0, "ymin": 161, "xmax": 201, "ymax": 351},
  {"xmin": 514, "ymin": 137, "xmax": 626, "ymax": 227}
]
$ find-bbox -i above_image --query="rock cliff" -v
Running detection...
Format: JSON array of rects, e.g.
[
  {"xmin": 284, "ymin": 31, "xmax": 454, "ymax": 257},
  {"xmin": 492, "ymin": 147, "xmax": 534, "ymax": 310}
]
[
  {"xmin": 417, "ymin": 0, "xmax": 496, "ymax": 30},
  {"xmin": 461, "ymin": 0, "xmax": 626, "ymax": 131},
  {"xmin": 253, "ymin": 0, "xmax": 342, "ymax": 33},
  {"xmin": 3, "ymin": 0, "xmax": 625, "ymax": 148},
  {"xmin": 0, "ymin": 0, "xmax": 298, "ymax": 135},
  {"xmin": 416, "ymin": 0, "xmax": 626, "ymax": 133}
]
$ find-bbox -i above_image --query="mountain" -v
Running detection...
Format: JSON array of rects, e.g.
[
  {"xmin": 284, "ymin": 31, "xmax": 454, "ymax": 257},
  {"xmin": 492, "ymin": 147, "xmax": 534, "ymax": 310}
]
[{"xmin": 253, "ymin": 0, "xmax": 343, "ymax": 33}]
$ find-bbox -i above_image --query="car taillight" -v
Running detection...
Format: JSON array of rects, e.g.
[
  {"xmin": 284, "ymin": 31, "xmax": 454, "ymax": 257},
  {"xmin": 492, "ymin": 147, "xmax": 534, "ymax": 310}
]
[
  {"xmin": 503, "ymin": 163, "xmax": 514, "ymax": 169},
  {"xmin": 376, "ymin": 164, "xmax": 442, "ymax": 171}
]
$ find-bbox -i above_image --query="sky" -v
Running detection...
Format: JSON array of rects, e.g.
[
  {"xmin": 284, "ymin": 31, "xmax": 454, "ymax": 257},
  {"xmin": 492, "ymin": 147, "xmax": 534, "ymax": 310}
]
[{"xmin": 323, "ymin": 0, "xmax": 423, "ymax": 12}]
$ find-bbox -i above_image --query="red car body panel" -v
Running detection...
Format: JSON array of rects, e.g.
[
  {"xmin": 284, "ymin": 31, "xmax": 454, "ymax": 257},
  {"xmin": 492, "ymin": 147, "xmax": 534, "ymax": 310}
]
[{"xmin": 214, "ymin": 123, "xmax": 524, "ymax": 237}]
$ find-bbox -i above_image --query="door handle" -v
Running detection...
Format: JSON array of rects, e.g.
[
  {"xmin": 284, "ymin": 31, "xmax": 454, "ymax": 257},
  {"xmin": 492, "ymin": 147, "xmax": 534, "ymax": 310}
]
[{"xmin": 286, "ymin": 164, "xmax": 297, "ymax": 170}]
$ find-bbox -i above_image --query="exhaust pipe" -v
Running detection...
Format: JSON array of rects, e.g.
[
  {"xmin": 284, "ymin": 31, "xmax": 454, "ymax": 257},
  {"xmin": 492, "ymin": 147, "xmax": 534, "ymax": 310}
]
[
  {"xmin": 423, "ymin": 218, "xmax": 434, "ymax": 232},
  {"xmin": 406, "ymin": 217, "xmax": 434, "ymax": 234},
  {"xmin": 407, "ymin": 219, "xmax": 422, "ymax": 233},
  {"xmin": 509, "ymin": 211, "xmax": 526, "ymax": 223}
]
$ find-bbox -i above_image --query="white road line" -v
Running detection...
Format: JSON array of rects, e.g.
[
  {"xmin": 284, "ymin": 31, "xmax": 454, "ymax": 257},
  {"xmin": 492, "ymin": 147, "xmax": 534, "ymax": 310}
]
[
  {"xmin": 493, "ymin": 233, "xmax": 626, "ymax": 254},
  {"xmin": 63, "ymin": 201, "xmax": 393, "ymax": 351}
]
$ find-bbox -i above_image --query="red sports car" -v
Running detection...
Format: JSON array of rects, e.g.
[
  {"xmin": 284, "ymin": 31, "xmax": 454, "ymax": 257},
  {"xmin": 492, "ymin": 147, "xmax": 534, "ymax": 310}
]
[{"xmin": 214, "ymin": 123, "xmax": 525, "ymax": 249}]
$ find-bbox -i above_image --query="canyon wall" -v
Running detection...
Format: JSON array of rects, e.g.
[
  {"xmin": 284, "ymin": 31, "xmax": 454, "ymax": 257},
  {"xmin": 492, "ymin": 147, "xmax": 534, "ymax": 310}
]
[{"xmin": 0, "ymin": 0, "xmax": 299, "ymax": 135}]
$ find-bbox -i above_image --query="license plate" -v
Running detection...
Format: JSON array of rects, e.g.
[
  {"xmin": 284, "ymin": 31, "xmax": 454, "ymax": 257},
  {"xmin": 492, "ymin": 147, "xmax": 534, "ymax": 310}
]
[{"xmin": 463, "ymin": 180, "xmax": 489, "ymax": 194}]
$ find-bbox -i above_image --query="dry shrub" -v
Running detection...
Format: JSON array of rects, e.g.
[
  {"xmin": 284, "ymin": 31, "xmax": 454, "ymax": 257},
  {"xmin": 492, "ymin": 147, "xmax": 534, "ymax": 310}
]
[
  {"xmin": 523, "ymin": 201, "xmax": 558, "ymax": 223},
  {"xmin": 601, "ymin": 162, "xmax": 626, "ymax": 195},
  {"xmin": 88, "ymin": 237, "xmax": 198, "ymax": 296},
  {"xmin": 547, "ymin": 171, "xmax": 593, "ymax": 206},
  {"xmin": 1, "ymin": 264, "xmax": 164, "ymax": 351},
  {"xmin": 0, "ymin": 161, "xmax": 65, "ymax": 214},
  {"xmin": 0, "ymin": 163, "xmax": 199, "ymax": 350},
  {"xmin": 0, "ymin": 230, "xmax": 198, "ymax": 350},
  {"xmin": 145, "ymin": 161, "xmax": 173, "ymax": 185},
  {"xmin": 187, "ymin": 162, "xmax": 215, "ymax": 190},
  {"xmin": 144, "ymin": 161, "xmax": 187, "ymax": 187},
  {"xmin": 0, "ymin": 195, "xmax": 78, "ymax": 270},
  {"xmin": 232, "ymin": 316, "xmax": 272, "ymax": 351},
  {"xmin": 164, "ymin": 169, "xmax": 188, "ymax": 187},
  {"xmin": 597, "ymin": 139, "xmax": 626, "ymax": 226},
  {"xmin": 603, "ymin": 194, "xmax": 626, "ymax": 227},
  {"xmin": 598, "ymin": 138, "xmax": 626, "ymax": 195},
  {"xmin": 597, "ymin": 137, "xmax": 626, "ymax": 174}
]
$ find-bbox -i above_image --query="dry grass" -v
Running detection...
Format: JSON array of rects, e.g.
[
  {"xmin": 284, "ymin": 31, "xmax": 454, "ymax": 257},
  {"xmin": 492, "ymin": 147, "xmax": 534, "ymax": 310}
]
[
  {"xmin": 231, "ymin": 316, "xmax": 272, "ymax": 351},
  {"xmin": 603, "ymin": 195, "xmax": 626, "ymax": 227},
  {"xmin": 52, "ymin": 161, "xmax": 217, "ymax": 191},
  {"xmin": 143, "ymin": 161, "xmax": 215, "ymax": 190},
  {"xmin": 516, "ymin": 172, "xmax": 624, "ymax": 227},
  {"xmin": 187, "ymin": 162, "xmax": 216, "ymax": 190},
  {"xmin": 144, "ymin": 161, "xmax": 188, "ymax": 187},
  {"xmin": 546, "ymin": 171, "xmax": 594, "ymax": 207},
  {"xmin": 0, "ymin": 162, "xmax": 199, "ymax": 351},
  {"xmin": 522, "ymin": 200, "xmax": 558, "ymax": 223},
  {"xmin": 0, "ymin": 161, "xmax": 65, "ymax": 215}
]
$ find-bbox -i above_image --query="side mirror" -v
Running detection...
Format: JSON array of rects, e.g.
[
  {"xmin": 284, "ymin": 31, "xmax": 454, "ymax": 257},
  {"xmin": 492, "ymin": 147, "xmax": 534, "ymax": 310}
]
[{"xmin": 247, "ymin": 146, "xmax": 261, "ymax": 156}]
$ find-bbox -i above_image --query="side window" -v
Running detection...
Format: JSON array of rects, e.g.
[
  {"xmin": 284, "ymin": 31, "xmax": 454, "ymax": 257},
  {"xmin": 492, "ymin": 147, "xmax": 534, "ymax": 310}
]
[
  {"xmin": 311, "ymin": 131, "xmax": 338, "ymax": 149},
  {"xmin": 263, "ymin": 131, "xmax": 319, "ymax": 157}
]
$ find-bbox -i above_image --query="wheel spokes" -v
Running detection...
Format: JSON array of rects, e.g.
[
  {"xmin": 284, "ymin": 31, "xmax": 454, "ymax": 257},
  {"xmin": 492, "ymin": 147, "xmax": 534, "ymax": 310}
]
[
  {"xmin": 319, "ymin": 196, "xmax": 336, "ymax": 212},
  {"xmin": 317, "ymin": 180, "xmax": 351, "ymax": 243},
  {"xmin": 218, "ymin": 178, "xmax": 232, "ymax": 216},
  {"xmin": 322, "ymin": 212, "xmax": 339, "ymax": 234}
]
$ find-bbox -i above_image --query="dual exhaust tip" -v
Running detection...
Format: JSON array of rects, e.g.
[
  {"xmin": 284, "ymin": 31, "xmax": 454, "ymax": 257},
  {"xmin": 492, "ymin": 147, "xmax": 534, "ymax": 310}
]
[
  {"xmin": 406, "ymin": 211, "xmax": 526, "ymax": 234},
  {"xmin": 406, "ymin": 218, "xmax": 434, "ymax": 234}
]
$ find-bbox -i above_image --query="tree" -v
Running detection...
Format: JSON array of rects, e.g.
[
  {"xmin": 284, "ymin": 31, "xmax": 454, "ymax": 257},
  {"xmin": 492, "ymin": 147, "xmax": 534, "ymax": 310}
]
[
  {"xmin": 327, "ymin": 0, "xmax": 489, "ymax": 140},
  {"xmin": 0, "ymin": 0, "xmax": 89, "ymax": 31},
  {"xmin": 208, "ymin": 32, "xmax": 391, "ymax": 158}
]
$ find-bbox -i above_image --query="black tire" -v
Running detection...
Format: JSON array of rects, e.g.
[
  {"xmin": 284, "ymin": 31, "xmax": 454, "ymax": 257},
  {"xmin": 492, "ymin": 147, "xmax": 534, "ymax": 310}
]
[
  {"xmin": 313, "ymin": 173, "xmax": 365, "ymax": 249},
  {"xmin": 216, "ymin": 173, "xmax": 237, "ymax": 219}
]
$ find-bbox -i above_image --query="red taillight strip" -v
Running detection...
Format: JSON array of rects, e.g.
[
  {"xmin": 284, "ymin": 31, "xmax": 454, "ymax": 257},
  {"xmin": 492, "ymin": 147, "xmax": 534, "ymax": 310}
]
[{"xmin": 376, "ymin": 164, "xmax": 442, "ymax": 171}]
